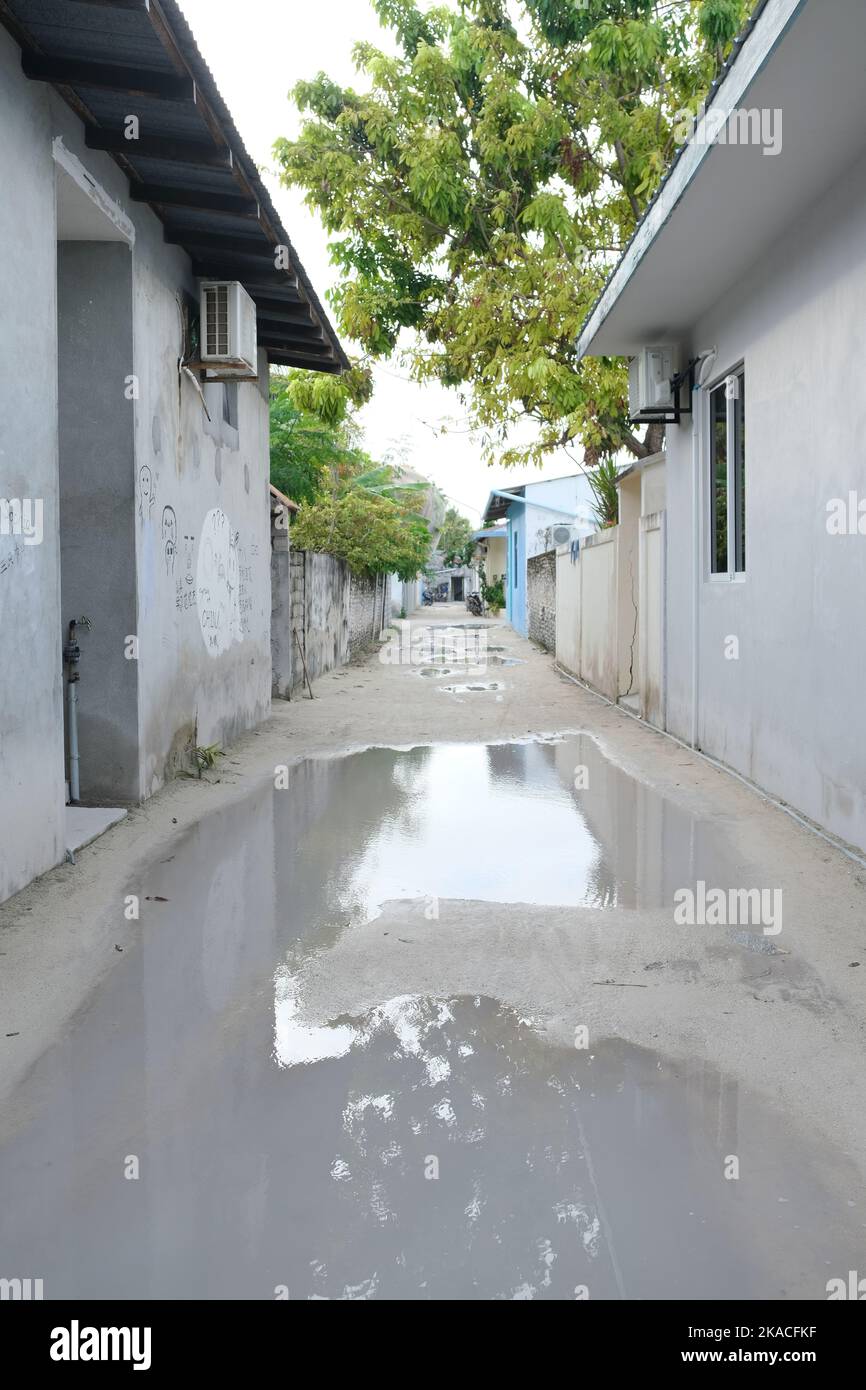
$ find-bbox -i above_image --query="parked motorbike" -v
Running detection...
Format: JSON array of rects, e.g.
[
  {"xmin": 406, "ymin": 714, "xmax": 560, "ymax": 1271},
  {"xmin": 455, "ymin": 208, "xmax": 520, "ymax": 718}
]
[
  {"xmin": 466, "ymin": 591, "xmax": 483, "ymax": 616},
  {"xmin": 422, "ymin": 588, "xmax": 435, "ymax": 606}
]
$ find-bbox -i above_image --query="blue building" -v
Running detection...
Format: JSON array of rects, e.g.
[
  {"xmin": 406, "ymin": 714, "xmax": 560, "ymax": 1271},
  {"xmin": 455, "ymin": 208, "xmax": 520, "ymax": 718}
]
[{"xmin": 481, "ymin": 474, "xmax": 596, "ymax": 635}]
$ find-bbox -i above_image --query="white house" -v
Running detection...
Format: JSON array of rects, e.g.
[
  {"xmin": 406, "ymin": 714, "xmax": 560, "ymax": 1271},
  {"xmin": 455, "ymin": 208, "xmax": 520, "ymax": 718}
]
[
  {"xmin": 575, "ymin": 0, "xmax": 866, "ymax": 854},
  {"xmin": 0, "ymin": 0, "xmax": 344, "ymax": 903}
]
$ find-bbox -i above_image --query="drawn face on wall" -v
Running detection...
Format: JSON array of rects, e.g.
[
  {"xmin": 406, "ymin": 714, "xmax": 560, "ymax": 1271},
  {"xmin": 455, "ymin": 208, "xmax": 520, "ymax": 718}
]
[
  {"xmin": 138, "ymin": 465, "xmax": 154, "ymax": 518},
  {"xmin": 162, "ymin": 506, "xmax": 177, "ymax": 574}
]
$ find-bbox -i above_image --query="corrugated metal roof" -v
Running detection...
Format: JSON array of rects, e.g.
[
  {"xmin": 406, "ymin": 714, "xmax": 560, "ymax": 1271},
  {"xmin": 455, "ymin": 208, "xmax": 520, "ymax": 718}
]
[{"xmin": 0, "ymin": 0, "xmax": 347, "ymax": 374}]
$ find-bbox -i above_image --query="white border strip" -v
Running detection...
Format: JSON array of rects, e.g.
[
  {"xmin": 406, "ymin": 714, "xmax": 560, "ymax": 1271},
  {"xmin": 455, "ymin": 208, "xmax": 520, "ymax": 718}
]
[{"xmin": 53, "ymin": 137, "xmax": 136, "ymax": 246}]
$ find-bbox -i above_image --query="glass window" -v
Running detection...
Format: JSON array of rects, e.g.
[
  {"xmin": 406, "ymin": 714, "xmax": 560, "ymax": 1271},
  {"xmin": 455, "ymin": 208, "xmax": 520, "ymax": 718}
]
[
  {"xmin": 733, "ymin": 375, "xmax": 745, "ymax": 574},
  {"xmin": 708, "ymin": 369, "xmax": 745, "ymax": 577},
  {"xmin": 710, "ymin": 383, "xmax": 728, "ymax": 575}
]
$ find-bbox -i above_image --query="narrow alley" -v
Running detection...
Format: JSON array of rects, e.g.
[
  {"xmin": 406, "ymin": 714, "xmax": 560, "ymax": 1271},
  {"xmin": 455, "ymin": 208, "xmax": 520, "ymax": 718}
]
[{"xmin": 2, "ymin": 608, "xmax": 864, "ymax": 1300}]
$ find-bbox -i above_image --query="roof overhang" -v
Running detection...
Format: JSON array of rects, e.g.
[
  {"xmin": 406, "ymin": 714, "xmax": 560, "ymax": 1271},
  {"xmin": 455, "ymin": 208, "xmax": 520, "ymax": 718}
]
[
  {"xmin": 0, "ymin": 0, "xmax": 347, "ymax": 373},
  {"xmin": 576, "ymin": 0, "xmax": 866, "ymax": 359}
]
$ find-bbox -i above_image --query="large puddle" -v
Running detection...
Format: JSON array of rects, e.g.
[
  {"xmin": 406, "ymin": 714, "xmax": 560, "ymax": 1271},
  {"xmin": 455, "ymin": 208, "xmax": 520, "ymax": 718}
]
[{"xmin": 0, "ymin": 736, "xmax": 861, "ymax": 1298}]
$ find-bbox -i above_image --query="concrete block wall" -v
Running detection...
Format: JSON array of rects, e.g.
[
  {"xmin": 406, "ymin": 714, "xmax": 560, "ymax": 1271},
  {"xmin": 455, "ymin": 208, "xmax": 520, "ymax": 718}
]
[
  {"xmin": 274, "ymin": 547, "xmax": 352, "ymax": 690},
  {"xmin": 527, "ymin": 550, "xmax": 556, "ymax": 652},
  {"xmin": 349, "ymin": 573, "xmax": 390, "ymax": 659}
]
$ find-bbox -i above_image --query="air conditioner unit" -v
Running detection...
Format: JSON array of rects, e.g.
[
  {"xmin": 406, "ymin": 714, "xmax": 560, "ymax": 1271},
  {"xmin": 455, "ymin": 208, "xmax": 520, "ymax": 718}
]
[
  {"xmin": 199, "ymin": 281, "xmax": 258, "ymax": 377},
  {"xmin": 628, "ymin": 346, "xmax": 675, "ymax": 420},
  {"xmin": 550, "ymin": 523, "xmax": 580, "ymax": 547}
]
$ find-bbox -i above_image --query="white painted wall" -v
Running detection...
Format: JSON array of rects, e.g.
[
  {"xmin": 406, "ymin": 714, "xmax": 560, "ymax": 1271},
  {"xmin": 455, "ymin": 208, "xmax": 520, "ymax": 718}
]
[{"xmin": 664, "ymin": 147, "xmax": 866, "ymax": 850}]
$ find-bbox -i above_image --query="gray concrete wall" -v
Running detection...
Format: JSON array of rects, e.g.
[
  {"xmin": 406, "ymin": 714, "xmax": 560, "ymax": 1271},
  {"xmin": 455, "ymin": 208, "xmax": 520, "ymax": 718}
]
[
  {"xmin": 0, "ymin": 28, "xmax": 66, "ymax": 901},
  {"xmin": 349, "ymin": 573, "xmax": 390, "ymax": 658},
  {"xmin": 0, "ymin": 30, "xmax": 274, "ymax": 901},
  {"xmin": 271, "ymin": 517, "xmax": 292, "ymax": 699},
  {"xmin": 527, "ymin": 550, "xmax": 556, "ymax": 652},
  {"xmin": 58, "ymin": 242, "xmax": 139, "ymax": 802},
  {"xmin": 663, "ymin": 147, "xmax": 866, "ymax": 851},
  {"xmin": 48, "ymin": 95, "xmax": 272, "ymax": 800},
  {"xmin": 283, "ymin": 548, "xmax": 351, "ymax": 688}
]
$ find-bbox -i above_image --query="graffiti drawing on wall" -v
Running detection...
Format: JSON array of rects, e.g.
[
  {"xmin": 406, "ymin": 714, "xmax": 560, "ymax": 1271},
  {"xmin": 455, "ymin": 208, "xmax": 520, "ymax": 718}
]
[
  {"xmin": 137, "ymin": 464, "xmax": 154, "ymax": 521},
  {"xmin": 162, "ymin": 506, "xmax": 177, "ymax": 575},
  {"xmin": 196, "ymin": 506, "xmax": 242, "ymax": 656}
]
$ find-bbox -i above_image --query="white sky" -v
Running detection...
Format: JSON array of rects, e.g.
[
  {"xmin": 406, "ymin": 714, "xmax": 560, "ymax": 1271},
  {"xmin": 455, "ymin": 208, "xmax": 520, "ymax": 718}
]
[{"xmin": 177, "ymin": 0, "xmax": 582, "ymax": 525}]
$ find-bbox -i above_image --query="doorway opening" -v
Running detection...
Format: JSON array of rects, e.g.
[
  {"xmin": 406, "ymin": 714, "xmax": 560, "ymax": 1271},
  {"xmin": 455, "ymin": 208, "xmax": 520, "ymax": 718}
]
[{"xmin": 56, "ymin": 159, "xmax": 137, "ymax": 839}]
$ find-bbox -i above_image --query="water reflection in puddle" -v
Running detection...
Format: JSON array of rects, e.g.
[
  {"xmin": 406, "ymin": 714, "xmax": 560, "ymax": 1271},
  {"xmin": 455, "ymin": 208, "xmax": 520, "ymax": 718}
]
[
  {"xmin": 312, "ymin": 737, "xmax": 746, "ymax": 918},
  {"xmin": 0, "ymin": 737, "xmax": 861, "ymax": 1299},
  {"xmin": 439, "ymin": 681, "xmax": 506, "ymax": 695}
]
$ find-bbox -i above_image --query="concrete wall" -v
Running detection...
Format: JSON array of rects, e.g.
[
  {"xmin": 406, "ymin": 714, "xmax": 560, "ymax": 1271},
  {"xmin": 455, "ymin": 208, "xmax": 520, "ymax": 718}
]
[
  {"xmin": 0, "ymin": 32, "xmax": 273, "ymax": 900},
  {"xmin": 555, "ymin": 544, "xmax": 581, "ymax": 679},
  {"xmin": 0, "ymin": 26, "xmax": 66, "ymax": 901},
  {"xmin": 640, "ymin": 513, "xmax": 665, "ymax": 728},
  {"xmin": 58, "ymin": 242, "xmax": 138, "ymax": 802},
  {"xmin": 527, "ymin": 550, "xmax": 556, "ymax": 651},
  {"xmin": 349, "ymin": 573, "xmax": 390, "ymax": 658},
  {"xmin": 579, "ymin": 529, "xmax": 619, "ymax": 700},
  {"xmin": 271, "ymin": 511, "xmax": 292, "ymax": 699},
  {"xmin": 662, "ymin": 146, "xmax": 866, "ymax": 849},
  {"xmin": 287, "ymin": 549, "xmax": 351, "ymax": 687},
  {"xmin": 554, "ymin": 529, "xmax": 619, "ymax": 699},
  {"xmin": 616, "ymin": 474, "xmax": 640, "ymax": 700}
]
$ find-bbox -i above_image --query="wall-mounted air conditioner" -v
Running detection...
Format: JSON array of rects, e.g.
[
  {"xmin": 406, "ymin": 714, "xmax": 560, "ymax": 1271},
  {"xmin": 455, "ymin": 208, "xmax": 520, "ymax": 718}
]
[
  {"xmin": 628, "ymin": 346, "xmax": 675, "ymax": 420},
  {"xmin": 199, "ymin": 280, "xmax": 258, "ymax": 378},
  {"xmin": 550, "ymin": 523, "xmax": 581, "ymax": 547}
]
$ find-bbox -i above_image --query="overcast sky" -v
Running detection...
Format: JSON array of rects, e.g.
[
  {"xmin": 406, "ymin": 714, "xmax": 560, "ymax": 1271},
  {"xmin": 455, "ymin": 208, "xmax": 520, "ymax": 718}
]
[{"xmin": 178, "ymin": 0, "xmax": 580, "ymax": 524}]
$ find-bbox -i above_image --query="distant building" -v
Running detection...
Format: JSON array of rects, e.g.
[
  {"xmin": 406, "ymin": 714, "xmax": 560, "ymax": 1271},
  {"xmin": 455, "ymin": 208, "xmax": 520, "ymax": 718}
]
[{"xmin": 481, "ymin": 475, "xmax": 596, "ymax": 635}]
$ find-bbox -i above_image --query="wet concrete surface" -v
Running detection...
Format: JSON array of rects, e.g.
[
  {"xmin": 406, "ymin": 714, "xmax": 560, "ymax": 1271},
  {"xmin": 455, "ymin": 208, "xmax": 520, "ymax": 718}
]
[{"xmin": 0, "ymin": 736, "xmax": 863, "ymax": 1299}]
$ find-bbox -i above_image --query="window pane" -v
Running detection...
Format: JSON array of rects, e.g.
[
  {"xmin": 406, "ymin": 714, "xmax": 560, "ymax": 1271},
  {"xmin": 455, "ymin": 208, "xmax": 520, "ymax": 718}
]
[
  {"xmin": 710, "ymin": 384, "xmax": 728, "ymax": 574},
  {"xmin": 734, "ymin": 373, "xmax": 745, "ymax": 573}
]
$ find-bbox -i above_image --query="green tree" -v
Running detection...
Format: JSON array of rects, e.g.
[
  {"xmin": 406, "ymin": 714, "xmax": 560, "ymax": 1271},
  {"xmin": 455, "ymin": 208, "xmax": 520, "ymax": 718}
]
[
  {"xmin": 291, "ymin": 488, "xmax": 432, "ymax": 580},
  {"xmin": 269, "ymin": 376, "xmax": 356, "ymax": 505},
  {"xmin": 275, "ymin": 0, "xmax": 752, "ymax": 470},
  {"xmin": 437, "ymin": 505, "xmax": 475, "ymax": 567}
]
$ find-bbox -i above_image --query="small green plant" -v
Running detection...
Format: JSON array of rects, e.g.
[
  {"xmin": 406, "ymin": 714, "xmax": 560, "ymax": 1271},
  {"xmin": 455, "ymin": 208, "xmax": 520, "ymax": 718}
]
[
  {"xmin": 481, "ymin": 574, "xmax": 505, "ymax": 613},
  {"xmin": 587, "ymin": 458, "xmax": 621, "ymax": 529},
  {"xmin": 193, "ymin": 743, "xmax": 223, "ymax": 778}
]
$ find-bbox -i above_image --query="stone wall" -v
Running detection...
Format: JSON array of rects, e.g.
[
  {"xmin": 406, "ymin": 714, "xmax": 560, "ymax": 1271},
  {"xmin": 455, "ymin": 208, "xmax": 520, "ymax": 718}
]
[
  {"xmin": 272, "ymin": 545, "xmax": 351, "ymax": 693},
  {"xmin": 527, "ymin": 550, "xmax": 556, "ymax": 652},
  {"xmin": 349, "ymin": 572, "xmax": 391, "ymax": 658}
]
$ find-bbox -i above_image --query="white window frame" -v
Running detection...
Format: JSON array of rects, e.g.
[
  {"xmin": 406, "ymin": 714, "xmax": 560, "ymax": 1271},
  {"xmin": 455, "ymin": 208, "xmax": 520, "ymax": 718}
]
[{"xmin": 706, "ymin": 362, "xmax": 745, "ymax": 583}]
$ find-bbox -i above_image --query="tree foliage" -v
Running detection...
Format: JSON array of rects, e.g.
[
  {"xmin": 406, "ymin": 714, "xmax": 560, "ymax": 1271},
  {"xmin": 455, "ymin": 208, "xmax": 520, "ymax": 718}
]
[
  {"xmin": 275, "ymin": 0, "xmax": 753, "ymax": 469},
  {"xmin": 269, "ymin": 375, "xmax": 362, "ymax": 505},
  {"xmin": 437, "ymin": 505, "xmax": 475, "ymax": 567},
  {"xmin": 291, "ymin": 489, "xmax": 432, "ymax": 580}
]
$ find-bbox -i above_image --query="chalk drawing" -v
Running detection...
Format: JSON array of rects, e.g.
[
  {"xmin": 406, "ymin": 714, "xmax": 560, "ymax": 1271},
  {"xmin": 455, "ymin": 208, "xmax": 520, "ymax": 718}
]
[
  {"xmin": 196, "ymin": 507, "xmax": 242, "ymax": 656},
  {"xmin": 162, "ymin": 505, "xmax": 177, "ymax": 575}
]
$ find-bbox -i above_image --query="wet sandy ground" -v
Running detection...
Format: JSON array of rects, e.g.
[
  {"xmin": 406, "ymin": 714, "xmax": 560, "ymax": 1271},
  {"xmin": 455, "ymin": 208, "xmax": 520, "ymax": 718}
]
[{"xmin": 1, "ymin": 608, "xmax": 865, "ymax": 1298}]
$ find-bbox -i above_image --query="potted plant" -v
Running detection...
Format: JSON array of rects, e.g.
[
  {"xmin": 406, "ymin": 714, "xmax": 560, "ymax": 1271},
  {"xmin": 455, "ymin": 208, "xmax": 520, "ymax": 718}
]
[{"xmin": 482, "ymin": 576, "xmax": 505, "ymax": 617}]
